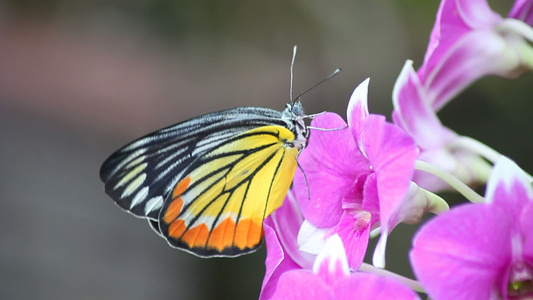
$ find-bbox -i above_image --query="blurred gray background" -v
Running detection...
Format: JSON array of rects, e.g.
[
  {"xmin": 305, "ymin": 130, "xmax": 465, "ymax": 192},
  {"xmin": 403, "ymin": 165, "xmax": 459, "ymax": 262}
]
[{"xmin": 0, "ymin": 0, "xmax": 531, "ymax": 299}]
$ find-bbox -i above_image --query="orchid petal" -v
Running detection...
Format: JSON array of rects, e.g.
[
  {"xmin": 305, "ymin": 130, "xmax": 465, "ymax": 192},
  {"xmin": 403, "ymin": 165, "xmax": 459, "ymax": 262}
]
[
  {"xmin": 297, "ymin": 220, "xmax": 328, "ymax": 255},
  {"xmin": 392, "ymin": 60, "xmax": 455, "ymax": 149},
  {"xmin": 333, "ymin": 273, "xmax": 420, "ymax": 300},
  {"xmin": 360, "ymin": 174, "xmax": 379, "ymax": 224},
  {"xmin": 425, "ymin": 30, "xmax": 523, "ymax": 111},
  {"xmin": 272, "ymin": 234, "xmax": 419, "ymax": 299},
  {"xmin": 269, "ymin": 191, "xmax": 316, "ymax": 269},
  {"xmin": 410, "ymin": 204, "xmax": 512, "ymax": 300},
  {"xmin": 485, "ymin": 156, "xmax": 533, "ymax": 207},
  {"xmin": 347, "ymin": 78, "xmax": 370, "ymax": 154},
  {"xmin": 411, "ymin": 156, "xmax": 533, "ymax": 299},
  {"xmin": 520, "ymin": 202, "xmax": 533, "ymax": 262},
  {"xmin": 294, "ymin": 113, "xmax": 369, "ymax": 227},
  {"xmin": 260, "ymin": 192, "xmax": 315, "ymax": 300},
  {"xmin": 395, "ymin": 182, "xmax": 449, "ymax": 225},
  {"xmin": 454, "ymin": 0, "xmax": 502, "ymax": 28},
  {"xmin": 271, "ymin": 235, "xmax": 350, "ymax": 300},
  {"xmin": 372, "ymin": 232, "xmax": 388, "ymax": 269},
  {"xmin": 334, "ymin": 210, "xmax": 371, "ymax": 271},
  {"xmin": 419, "ymin": 0, "xmax": 502, "ymax": 83},
  {"xmin": 361, "ymin": 114, "xmax": 418, "ymax": 267},
  {"xmin": 272, "ymin": 270, "xmax": 332, "ymax": 300},
  {"xmin": 313, "ymin": 234, "xmax": 350, "ymax": 285},
  {"xmin": 374, "ymin": 183, "xmax": 450, "ymax": 269},
  {"xmin": 261, "ymin": 222, "xmax": 302, "ymax": 300},
  {"xmin": 393, "ymin": 60, "xmax": 495, "ymax": 191},
  {"xmin": 509, "ymin": 0, "xmax": 533, "ymax": 25}
]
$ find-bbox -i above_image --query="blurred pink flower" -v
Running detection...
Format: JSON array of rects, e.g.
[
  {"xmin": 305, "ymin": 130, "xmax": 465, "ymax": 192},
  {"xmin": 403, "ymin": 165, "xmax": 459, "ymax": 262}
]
[
  {"xmin": 410, "ymin": 156, "xmax": 533, "ymax": 299},
  {"xmin": 271, "ymin": 235, "xmax": 420, "ymax": 300},
  {"xmin": 392, "ymin": 61, "xmax": 493, "ymax": 191},
  {"xmin": 393, "ymin": 0, "xmax": 533, "ymax": 191},
  {"xmin": 419, "ymin": 0, "xmax": 533, "ymax": 110},
  {"xmin": 509, "ymin": 0, "xmax": 533, "ymax": 25}
]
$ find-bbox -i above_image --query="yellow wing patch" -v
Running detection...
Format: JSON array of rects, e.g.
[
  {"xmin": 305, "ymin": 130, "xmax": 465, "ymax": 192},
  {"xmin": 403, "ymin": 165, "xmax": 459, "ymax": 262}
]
[{"xmin": 159, "ymin": 125, "xmax": 298, "ymax": 256}]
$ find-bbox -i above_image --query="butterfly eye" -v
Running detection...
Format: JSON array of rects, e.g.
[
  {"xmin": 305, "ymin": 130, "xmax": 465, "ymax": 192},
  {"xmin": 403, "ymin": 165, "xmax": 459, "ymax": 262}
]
[{"xmin": 291, "ymin": 102, "xmax": 304, "ymax": 116}]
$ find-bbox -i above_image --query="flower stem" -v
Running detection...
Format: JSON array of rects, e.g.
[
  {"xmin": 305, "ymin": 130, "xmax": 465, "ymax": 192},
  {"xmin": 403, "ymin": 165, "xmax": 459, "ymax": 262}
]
[
  {"xmin": 359, "ymin": 263, "xmax": 425, "ymax": 293},
  {"xmin": 415, "ymin": 160, "xmax": 485, "ymax": 203},
  {"xmin": 450, "ymin": 136, "xmax": 533, "ymax": 182},
  {"xmin": 449, "ymin": 136, "xmax": 500, "ymax": 163}
]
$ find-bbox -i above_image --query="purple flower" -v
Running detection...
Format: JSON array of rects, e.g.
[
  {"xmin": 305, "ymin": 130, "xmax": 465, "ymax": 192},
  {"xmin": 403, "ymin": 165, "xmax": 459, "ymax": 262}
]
[
  {"xmin": 292, "ymin": 79, "xmax": 439, "ymax": 269},
  {"xmin": 510, "ymin": 0, "xmax": 533, "ymax": 25},
  {"xmin": 271, "ymin": 234, "xmax": 420, "ymax": 300},
  {"xmin": 393, "ymin": 0, "xmax": 533, "ymax": 191},
  {"xmin": 260, "ymin": 191, "xmax": 315, "ymax": 300},
  {"xmin": 410, "ymin": 156, "xmax": 533, "ymax": 299},
  {"xmin": 419, "ymin": 0, "xmax": 533, "ymax": 111},
  {"xmin": 392, "ymin": 61, "xmax": 493, "ymax": 191}
]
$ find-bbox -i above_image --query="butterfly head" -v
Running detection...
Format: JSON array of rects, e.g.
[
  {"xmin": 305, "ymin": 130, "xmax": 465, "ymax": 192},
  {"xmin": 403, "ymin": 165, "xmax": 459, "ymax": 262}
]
[{"xmin": 282, "ymin": 101, "xmax": 308, "ymax": 150}]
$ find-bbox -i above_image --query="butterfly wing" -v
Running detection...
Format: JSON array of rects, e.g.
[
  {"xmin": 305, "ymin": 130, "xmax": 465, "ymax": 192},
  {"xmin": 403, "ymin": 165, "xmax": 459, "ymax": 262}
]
[
  {"xmin": 99, "ymin": 107, "xmax": 287, "ymax": 220},
  {"xmin": 158, "ymin": 125, "xmax": 299, "ymax": 257}
]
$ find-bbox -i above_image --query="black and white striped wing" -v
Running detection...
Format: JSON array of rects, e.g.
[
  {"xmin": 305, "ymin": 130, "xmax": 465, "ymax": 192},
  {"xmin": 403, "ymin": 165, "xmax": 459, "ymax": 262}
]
[{"xmin": 99, "ymin": 107, "xmax": 286, "ymax": 220}]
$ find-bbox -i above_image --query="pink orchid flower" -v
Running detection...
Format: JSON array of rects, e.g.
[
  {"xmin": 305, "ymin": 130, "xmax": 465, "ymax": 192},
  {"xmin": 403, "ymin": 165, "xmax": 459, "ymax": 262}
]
[
  {"xmin": 393, "ymin": 0, "xmax": 533, "ymax": 191},
  {"xmin": 420, "ymin": 0, "xmax": 533, "ymax": 110},
  {"xmin": 291, "ymin": 79, "xmax": 445, "ymax": 270},
  {"xmin": 410, "ymin": 156, "xmax": 533, "ymax": 299},
  {"xmin": 260, "ymin": 191, "xmax": 315, "ymax": 300},
  {"xmin": 392, "ymin": 60, "xmax": 493, "ymax": 191},
  {"xmin": 271, "ymin": 235, "xmax": 419, "ymax": 300}
]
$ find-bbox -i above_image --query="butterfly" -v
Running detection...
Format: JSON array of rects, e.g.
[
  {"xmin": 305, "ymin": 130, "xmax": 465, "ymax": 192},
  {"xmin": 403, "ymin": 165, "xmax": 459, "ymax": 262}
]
[{"xmin": 99, "ymin": 47, "xmax": 339, "ymax": 257}]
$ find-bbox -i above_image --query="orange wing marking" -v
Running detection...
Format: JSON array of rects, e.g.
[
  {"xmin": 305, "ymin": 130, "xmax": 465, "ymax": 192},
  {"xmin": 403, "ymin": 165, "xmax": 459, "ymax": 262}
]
[
  {"xmin": 207, "ymin": 218, "xmax": 236, "ymax": 251},
  {"xmin": 233, "ymin": 218, "xmax": 263, "ymax": 249},
  {"xmin": 207, "ymin": 218, "xmax": 263, "ymax": 251},
  {"xmin": 181, "ymin": 223, "xmax": 210, "ymax": 248},
  {"xmin": 169, "ymin": 217, "xmax": 263, "ymax": 252},
  {"xmin": 163, "ymin": 177, "xmax": 191, "ymax": 224}
]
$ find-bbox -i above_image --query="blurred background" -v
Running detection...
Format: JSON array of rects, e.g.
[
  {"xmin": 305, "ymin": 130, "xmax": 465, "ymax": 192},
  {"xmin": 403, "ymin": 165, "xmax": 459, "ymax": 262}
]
[{"xmin": 0, "ymin": 0, "xmax": 531, "ymax": 299}]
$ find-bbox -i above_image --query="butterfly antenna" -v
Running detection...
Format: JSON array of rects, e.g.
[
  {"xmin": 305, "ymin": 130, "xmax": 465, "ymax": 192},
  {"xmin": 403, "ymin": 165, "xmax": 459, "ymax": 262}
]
[
  {"xmin": 290, "ymin": 45, "xmax": 298, "ymax": 103},
  {"xmin": 294, "ymin": 68, "xmax": 341, "ymax": 103}
]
